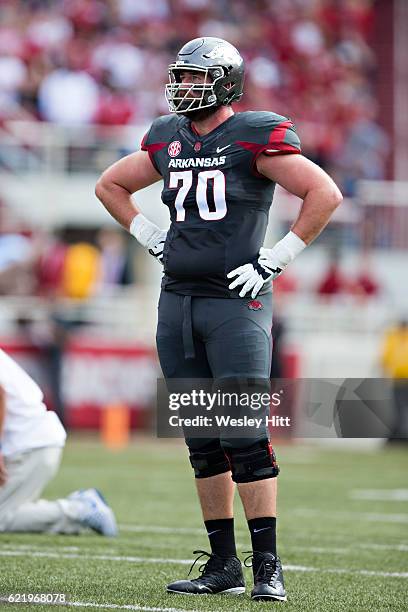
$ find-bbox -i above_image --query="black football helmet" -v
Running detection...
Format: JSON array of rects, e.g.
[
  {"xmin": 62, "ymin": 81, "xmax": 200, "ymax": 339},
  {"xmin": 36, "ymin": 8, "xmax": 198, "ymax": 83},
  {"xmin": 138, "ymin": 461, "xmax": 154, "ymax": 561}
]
[{"xmin": 165, "ymin": 37, "xmax": 245, "ymax": 114}]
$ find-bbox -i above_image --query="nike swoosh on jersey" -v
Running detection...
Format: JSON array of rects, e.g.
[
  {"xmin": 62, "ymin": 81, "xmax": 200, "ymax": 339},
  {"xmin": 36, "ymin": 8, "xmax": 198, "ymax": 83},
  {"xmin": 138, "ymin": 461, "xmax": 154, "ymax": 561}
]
[{"xmin": 216, "ymin": 145, "xmax": 231, "ymax": 153}]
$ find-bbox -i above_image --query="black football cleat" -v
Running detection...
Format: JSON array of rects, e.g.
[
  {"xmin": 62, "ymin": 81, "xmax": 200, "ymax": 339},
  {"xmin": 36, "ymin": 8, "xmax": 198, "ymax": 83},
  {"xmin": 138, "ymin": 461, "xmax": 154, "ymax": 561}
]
[
  {"xmin": 244, "ymin": 551, "xmax": 287, "ymax": 602},
  {"xmin": 167, "ymin": 550, "xmax": 245, "ymax": 595}
]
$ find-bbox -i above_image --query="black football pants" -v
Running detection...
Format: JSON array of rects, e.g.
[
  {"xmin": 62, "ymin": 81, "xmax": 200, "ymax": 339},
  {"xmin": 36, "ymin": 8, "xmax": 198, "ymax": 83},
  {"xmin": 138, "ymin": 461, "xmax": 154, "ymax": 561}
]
[{"xmin": 156, "ymin": 290, "xmax": 273, "ymax": 452}]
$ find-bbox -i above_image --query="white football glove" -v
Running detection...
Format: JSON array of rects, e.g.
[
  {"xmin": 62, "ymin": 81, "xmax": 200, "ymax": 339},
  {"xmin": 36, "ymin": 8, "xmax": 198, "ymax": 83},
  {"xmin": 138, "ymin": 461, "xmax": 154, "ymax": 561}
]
[
  {"xmin": 129, "ymin": 214, "xmax": 167, "ymax": 264},
  {"xmin": 227, "ymin": 263, "xmax": 270, "ymax": 299},
  {"xmin": 227, "ymin": 231, "xmax": 307, "ymax": 298}
]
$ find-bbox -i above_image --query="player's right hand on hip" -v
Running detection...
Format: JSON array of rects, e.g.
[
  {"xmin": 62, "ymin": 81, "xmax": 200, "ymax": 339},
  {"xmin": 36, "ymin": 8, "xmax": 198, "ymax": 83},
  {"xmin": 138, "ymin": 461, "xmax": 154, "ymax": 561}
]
[
  {"xmin": 147, "ymin": 230, "xmax": 167, "ymax": 264},
  {"xmin": 227, "ymin": 262, "xmax": 271, "ymax": 298},
  {"xmin": 129, "ymin": 214, "xmax": 167, "ymax": 265}
]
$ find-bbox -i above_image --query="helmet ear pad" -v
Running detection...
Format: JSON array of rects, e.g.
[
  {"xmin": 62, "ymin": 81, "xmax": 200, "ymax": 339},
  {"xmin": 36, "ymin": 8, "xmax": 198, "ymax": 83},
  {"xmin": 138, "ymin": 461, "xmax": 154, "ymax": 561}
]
[{"xmin": 214, "ymin": 73, "xmax": 244, "ymax": 106}]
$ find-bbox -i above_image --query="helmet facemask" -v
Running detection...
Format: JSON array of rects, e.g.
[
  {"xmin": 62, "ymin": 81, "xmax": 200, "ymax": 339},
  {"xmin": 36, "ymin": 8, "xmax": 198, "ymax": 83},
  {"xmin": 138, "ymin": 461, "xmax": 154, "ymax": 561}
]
[{"xmin": 165, "ymin": 64, "xmax": 226, "ymax": 114}]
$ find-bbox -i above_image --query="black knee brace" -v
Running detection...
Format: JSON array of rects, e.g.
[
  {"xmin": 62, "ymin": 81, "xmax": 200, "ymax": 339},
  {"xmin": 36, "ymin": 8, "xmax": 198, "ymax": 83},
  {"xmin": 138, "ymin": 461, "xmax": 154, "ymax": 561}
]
[
  {"xmin": 223, "ymin": 439, "xmax": 279, "ymax": 483},
  {"xmin": 188, "ymin": 439, "xmax": 231, "ymax": 479}
]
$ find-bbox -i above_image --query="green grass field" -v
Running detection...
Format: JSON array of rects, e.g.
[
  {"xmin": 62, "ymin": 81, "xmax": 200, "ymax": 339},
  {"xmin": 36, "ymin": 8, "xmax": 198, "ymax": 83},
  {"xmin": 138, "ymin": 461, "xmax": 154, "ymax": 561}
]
[{"xmin": 1, "ymin": 436, "xmax": 407, "ymax": 612}]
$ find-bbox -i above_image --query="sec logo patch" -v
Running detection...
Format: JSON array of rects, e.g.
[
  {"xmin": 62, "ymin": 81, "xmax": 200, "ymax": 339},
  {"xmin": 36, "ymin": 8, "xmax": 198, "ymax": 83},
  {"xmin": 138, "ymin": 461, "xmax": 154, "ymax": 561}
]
[
  {"xmin": 247, "ymin": 299, "xmax": 263, "ymax": 311},
  {"xmin": 168, "ymin": 141, "xmax": 182, "ymax": 157}
]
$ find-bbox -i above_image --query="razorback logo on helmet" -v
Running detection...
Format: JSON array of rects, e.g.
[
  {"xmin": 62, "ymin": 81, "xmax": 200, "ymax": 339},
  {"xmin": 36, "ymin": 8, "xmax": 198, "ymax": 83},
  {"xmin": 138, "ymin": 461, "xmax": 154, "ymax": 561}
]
[
  {"xmin": 168, "ymin": 141, "xmax": 182, "ymax": 158},
  {"xmin": 247, "ymin": 299, "xmax": 263, "ymax": 311},
  {"xmin": 204, "ymin": 44, "xmax": 240, "ymax": 63}
]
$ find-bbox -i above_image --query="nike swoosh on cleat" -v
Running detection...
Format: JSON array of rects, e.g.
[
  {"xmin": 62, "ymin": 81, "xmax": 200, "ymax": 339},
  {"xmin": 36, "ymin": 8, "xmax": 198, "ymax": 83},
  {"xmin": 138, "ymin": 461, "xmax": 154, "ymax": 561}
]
[
  {"xmin": 216, "ymin": 145, "xmax": 231, "ymax": 153},
  {"xmin": 252, "ymin": 527, "xmax": 272, "ymax": 533}
]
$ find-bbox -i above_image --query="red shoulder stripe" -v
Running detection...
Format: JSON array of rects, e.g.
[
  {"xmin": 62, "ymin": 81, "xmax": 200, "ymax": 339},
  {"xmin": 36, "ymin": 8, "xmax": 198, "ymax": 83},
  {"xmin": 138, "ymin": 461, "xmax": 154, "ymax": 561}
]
[
  {"xmin": 236, "ymin": 120, "xmax": 300, "ymax": 177},
  {"xmin": 267, "ymin": 119, "xmax": 293, "ymax": 148},
  {"xmin": 140, "ymin": 135, "xmax": 167, "ymax": 173}
]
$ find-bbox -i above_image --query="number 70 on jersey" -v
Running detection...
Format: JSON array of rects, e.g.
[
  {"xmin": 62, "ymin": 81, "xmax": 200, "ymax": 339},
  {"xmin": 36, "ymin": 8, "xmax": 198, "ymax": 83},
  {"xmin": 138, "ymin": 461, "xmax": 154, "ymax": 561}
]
[{"xmin": 169, "ymin": 170, "xmax": 227, "ymax": 221}]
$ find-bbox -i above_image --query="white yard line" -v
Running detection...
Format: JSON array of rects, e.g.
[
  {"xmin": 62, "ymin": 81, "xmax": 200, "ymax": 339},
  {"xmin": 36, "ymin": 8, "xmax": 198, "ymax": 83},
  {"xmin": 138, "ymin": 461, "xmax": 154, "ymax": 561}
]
[
  {"xmin": 0, "ymin": 550, "xmax": 191, "ymax": 565},
  {"xmin": 120, "ymin": 509, "xmax": 408, "ymax": 535},
  {"xmin": 119, "ymin": 525, "xmax": 203, "ymax": 535},
  {"xmin": 358, "ymin": 543, "xmax": 408, "ymax": 552},
  {"xmin": 68, "ymin": 604, "xmax": 198, "ymax": 612},
  {"xmin": 284, "ymin": 564, "xmax": 408, "ymax": 578},
  {"xmin": 292, "ymin": 508, "xmax": 408, "ymax": 523},
  {"xmin": 350, "ymin": 489, "xmax": 408, "ymax": 501},
  {"xmin": 0, "ymin": 549, "xmax": 407, "ymax": 579},
  {"xmin": 293, "ymin": 543, "xmax": 408, "ymax": 553},
  {"xmin": 2, "ymin": 538, "xmax": 408, "ymax": 556},
  {"xmin": 0, "ymin": 600, "xmax": 197, "ymax": 612},
  {"xmin": 68, "ymin": 603, "xmax": 197, "ymax": 612},
  {"xmin": 118, "ymin": 523, "xmax": 408, "ymax": 550},
  {"xmin": 0, "ymin": 543, "xmax": 81, "ymax": 552}
]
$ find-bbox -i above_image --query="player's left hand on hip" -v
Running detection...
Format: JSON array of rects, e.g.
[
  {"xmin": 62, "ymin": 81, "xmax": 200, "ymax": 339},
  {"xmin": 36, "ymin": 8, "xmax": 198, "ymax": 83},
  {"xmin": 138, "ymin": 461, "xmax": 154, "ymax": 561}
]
[
  {"xmin": 258, "ymin": 231, "xmax": 307, "ymax": 281},
  {"xmin": 227, "ymin": 231, "xmax": 308, "ymax": 298},
  {"xmin": 257, "ymin": 247, "xmax": 285, "ymax": 280},
  {"xmin": 227, "ymin": 263, "xmax": 270, "ymax": 298}
]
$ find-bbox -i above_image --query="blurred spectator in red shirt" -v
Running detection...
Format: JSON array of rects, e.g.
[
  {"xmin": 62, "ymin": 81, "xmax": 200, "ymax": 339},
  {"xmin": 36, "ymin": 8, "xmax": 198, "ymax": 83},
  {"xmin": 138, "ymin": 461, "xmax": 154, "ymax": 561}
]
[
  {"xmin": 317, "ymin": 249, "xmax": 346, "ymax": 297},
  {"xmin": 317, "ymin": 262, "xmax": 345, "ymax": 296},
  {"xmin": 348, "ymin": 252, "xmax": 380, "ymax": 298},
  {"xmin": 36, "ymin": 233, "xmax": 68, "ymax": 297},
  {"xmin": 317, "ymin": 249, "xmax": 380, "ymax": 298},
  {"xmin": 94, "ymin": 76, "xmax": 135, "ymax": 125}
]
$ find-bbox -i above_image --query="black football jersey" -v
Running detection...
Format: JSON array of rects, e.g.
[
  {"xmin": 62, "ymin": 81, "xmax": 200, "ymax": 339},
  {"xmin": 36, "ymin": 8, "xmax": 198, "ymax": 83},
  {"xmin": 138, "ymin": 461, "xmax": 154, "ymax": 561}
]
[{"xmin": 141, "ymin": 111, "xmax": 301, "ymax": 297}]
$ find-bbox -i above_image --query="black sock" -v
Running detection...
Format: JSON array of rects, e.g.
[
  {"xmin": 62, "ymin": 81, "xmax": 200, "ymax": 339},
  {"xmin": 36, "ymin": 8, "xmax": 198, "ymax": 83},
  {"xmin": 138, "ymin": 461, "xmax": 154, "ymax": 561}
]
[
  {"xmin": 248, "ymin": 516, "xmax": 277, "ymax": 555},
  {"xmin": 204, "ymin": 518, "xmax": 236, "ymax": 557}
]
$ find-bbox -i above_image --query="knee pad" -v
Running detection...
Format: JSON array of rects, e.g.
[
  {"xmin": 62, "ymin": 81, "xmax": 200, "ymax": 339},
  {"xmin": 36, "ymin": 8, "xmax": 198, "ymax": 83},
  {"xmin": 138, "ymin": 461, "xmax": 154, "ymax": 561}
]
[
  {"xmin": 187, "ymin": 439, "xmax": 230, "ymax": 479},
  {"xmin": 223, "ymin": 439, "xmax": 279, "ymax": 483}
]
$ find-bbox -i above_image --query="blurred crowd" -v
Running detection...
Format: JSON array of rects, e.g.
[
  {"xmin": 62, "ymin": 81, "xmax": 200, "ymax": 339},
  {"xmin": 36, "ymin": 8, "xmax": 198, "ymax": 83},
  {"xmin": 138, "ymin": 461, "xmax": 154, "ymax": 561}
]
[
  {"xmin": 0, "ymin": 201, "xmax": 135, "ymax": 299},
  {"xmin": 0, "ymin": 0, "xmax": 389, "ymax": 193},
  {"xmin": 273, "ymin": 248, "xmax": 380, "ymax": 301},
  {"xmin": 0, "ymin": 203, "xmax": 381, "ymax": 303}
]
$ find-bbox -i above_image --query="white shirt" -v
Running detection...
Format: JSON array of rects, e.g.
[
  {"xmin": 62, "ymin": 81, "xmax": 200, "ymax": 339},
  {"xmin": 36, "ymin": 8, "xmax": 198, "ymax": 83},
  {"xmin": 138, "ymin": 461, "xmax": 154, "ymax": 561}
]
[
  {"xmin": 38, "ymin": 69, "xmax": 99, "ymax": 124},
  {"xmin": 0, "ymin": 349, "xmax": 66, "ymax": 457}
]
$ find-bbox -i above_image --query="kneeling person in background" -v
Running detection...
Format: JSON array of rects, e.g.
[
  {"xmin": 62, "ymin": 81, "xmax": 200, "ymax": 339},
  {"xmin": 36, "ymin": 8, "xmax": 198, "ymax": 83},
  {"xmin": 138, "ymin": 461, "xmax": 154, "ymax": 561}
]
[{"xmin": 0, "ymin": 348, "xmax": 117, "ymax": 536}]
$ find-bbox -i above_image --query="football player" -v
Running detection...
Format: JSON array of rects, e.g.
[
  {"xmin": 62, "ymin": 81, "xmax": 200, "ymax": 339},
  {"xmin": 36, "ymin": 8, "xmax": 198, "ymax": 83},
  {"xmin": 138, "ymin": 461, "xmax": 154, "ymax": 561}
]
[
  {"xmin": 96, "ymin": 37, "xmax": 342, "ymax": 601},
  {"xmin": 0, "ymin": 348, "xmax": 117, "ymax": 537}
]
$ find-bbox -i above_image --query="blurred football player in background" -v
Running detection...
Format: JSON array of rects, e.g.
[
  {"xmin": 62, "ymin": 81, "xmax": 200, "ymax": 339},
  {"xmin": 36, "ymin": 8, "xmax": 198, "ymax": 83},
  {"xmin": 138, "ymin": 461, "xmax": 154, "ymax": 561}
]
[
  {"xmin": 96, "ymin": 37, "xmax": 342, "ymax": 601},
  {"xmin": 0, "ymin": 348, "xmax": 117, "ymax": 536}
]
